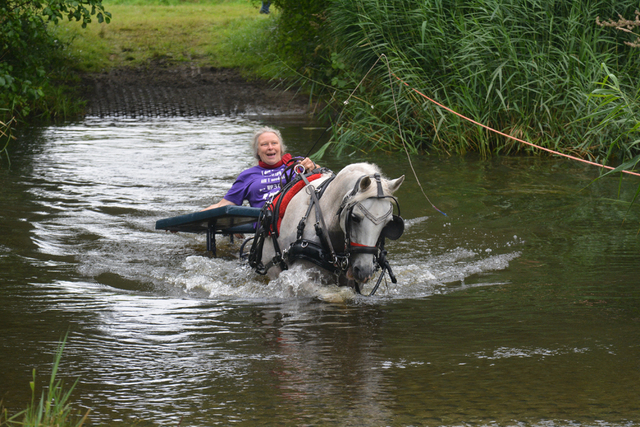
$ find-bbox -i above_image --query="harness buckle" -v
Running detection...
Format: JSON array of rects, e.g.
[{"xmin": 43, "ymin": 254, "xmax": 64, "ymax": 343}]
[
  {"xmin": 341, "ymin": 257, "xmax": 349, "ymax": 270},
  {"xmin": 331, "ymin": 254, "xmax": 340, "ymax": 267}
]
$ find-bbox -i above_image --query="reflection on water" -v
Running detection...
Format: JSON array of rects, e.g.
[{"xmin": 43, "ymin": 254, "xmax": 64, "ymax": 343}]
[{"xmin": 0, "ymin": 117, "xmax": 639, "ymax": 426}]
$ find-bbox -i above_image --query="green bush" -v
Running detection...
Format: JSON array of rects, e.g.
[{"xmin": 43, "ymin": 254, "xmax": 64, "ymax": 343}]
[
  {"xmin": 270, "ymin": 0, "xmax": 332, "ymax": 78},
  {"xmin": 0, "ymin": 0, "xmax": 110, "ymax": 124}
]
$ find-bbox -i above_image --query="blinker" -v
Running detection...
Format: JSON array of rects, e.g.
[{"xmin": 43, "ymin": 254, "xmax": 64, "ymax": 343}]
[{"xmin": 381, "ymin": 214, "xmax": 404, "ymax": 240}]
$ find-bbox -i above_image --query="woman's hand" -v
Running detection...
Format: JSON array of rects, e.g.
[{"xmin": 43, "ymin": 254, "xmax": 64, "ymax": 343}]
[
  {"xmin": 299, "ymin": 157, "xmax": 318, "ymax": 172},
  {"xmin": 202, "ymin": 198, "xmax": 236, "ymax": 211}
]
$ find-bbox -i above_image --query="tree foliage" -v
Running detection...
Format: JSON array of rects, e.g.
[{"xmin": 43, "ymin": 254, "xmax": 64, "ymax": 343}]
[
  {"xmin": 270, "ymin": 0, "xmax": 331, "ymax": 77},
  {"xmin": 0, "ymin": 0, "xmax": 111, "ymax": 123}
]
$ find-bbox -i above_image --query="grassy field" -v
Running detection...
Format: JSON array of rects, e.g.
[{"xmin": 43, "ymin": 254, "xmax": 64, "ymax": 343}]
[{"xmin": 56, "ymin": 0, "xmax": 276, "ymax": 73}]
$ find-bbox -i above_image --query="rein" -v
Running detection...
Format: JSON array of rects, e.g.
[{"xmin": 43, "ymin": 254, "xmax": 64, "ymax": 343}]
[{"xmin": 248, "ymin": 166, "xmax": 336, "ymax": 275}]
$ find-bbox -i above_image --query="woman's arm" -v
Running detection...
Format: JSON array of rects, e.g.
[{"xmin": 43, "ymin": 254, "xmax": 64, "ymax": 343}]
[{"xmin": 203, "ymin": 157, "xmax": 317, "ymax": 211}]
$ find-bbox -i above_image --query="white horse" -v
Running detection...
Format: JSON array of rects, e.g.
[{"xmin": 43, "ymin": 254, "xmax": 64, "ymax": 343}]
[{"xmin": 249, "ymin": 162, "xmax": 405, "ymax": 294}]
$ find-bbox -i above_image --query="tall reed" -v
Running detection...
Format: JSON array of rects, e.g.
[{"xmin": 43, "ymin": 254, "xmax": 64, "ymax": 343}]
[
  {"xmin": 582, "ymin": 64, "xmax": 640, "ymax": 164},
  {"xmin": 0, "ymin": 334, "xmax": 89, "ymax": 427},
  {"xmin": 321, "ymin": 0, "xmax": 640, "ymax": 161},
  {"xmin": 0, "ymin": 118, "xmax": 14, "ymax": 167}
]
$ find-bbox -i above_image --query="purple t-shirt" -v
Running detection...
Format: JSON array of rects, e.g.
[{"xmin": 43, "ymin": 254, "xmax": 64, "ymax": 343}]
[{"xmin": 224, "ymin": 164, "xmax": 287, "ymax": 208}]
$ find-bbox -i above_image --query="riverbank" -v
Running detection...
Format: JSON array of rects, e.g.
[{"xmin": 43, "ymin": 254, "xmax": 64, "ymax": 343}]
[
  {"xmin": 79, "ymin": 60, "xmax": 312, "ymax": 117},
  {"xmin": 62, "ymin": 0, "xmax": 315, "ymax": 117},
  {"xmin": 7, "ymin": 0, "xmax": 639, "ymax": 161}
]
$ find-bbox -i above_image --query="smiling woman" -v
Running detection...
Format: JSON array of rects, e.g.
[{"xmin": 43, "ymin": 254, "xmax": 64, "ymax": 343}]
[
  {"xmin": 255, "ymin": 130, "xmax": 285, "ymax": 166},
  {"xmin": 204, "ymin": 126, "xmax": 317, "ymax": 210}
]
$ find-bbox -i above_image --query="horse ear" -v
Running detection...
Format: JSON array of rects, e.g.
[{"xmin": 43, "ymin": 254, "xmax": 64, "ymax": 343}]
[
  {"xmin": 387, "ymin": 175, "xmax": 405, "ymax": 194},
  {"xmin": 359, "ymin": 176, "xmax": 371, "ymax": 192}
]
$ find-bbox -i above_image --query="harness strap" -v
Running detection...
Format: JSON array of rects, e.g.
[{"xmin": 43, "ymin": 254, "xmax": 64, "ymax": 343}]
[
  {"xmin": 296, "ymin": 176, "xmax": 326, "ymax": 241},
  {"xmin": 269, "ymin": 173, "xmax": 323, "ymax": 236},
  {"xmin": 368, "ymin": 241, "xmax": 397, "ymax": 296},
  {"xmin": 300, "ymin": 173, "xmax": 339, "ymax": 266},
  {"xmin": 348, "ymin": 242, "xmax": 380, "ymax": 255},
  {"xmin": 356, "ymin": 203, "xmax": 393, "ymax": 225},
  {"xmin": 286, "ymin": 240, "xmax": 344, "ymax": 274},
  {"xmin": 374, "ymin": 173, "xmax": 384, "ymax": 198},
  {"xmin": 249, "ymin": 208, "xmax": 288, "ymax": 275},
  {"xmin": 249, "ymin": 168, "xmax": 336, "ymax": 275}
]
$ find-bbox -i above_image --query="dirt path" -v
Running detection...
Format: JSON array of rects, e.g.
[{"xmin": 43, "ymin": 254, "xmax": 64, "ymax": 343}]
[{"xmin": 80, "ymin": 62, "xmax": 312, "ymax": 118}]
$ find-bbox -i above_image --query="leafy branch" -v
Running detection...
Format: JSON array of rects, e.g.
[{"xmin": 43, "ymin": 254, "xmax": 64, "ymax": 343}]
[{"xmin": 0, "ymin": 0, "xmax": 111, "ymax": 124}]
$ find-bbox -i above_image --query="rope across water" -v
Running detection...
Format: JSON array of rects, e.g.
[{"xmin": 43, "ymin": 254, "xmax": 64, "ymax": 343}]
[{"xmin": 342, "ymin": 54, "xmax": 640, "ymax": 189}]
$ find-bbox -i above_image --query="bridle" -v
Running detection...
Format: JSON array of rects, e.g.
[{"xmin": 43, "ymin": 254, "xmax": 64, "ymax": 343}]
[
  {"xmin": 337, "ymin": 173, "xmax": 405, "ymax": 258},
  {"xmin": 334, "ymin": 173, "xmax": 405, "ymax": 295}
]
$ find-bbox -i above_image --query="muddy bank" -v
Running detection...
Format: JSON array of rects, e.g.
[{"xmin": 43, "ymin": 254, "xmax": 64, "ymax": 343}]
[{"xmin": 80, "ymin": 63, "xmax": 313, "ymax": 118}]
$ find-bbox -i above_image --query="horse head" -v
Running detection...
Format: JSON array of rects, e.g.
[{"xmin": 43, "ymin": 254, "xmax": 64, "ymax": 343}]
[{"xmin": 337, "ymin": 172, "xmax": 405, "ymax": 284}]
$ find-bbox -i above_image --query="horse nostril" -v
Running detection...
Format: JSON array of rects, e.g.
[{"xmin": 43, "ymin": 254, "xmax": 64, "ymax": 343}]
[{"xmin": 352, "ymin": 265, "xmax": 372, "ymax": 283}]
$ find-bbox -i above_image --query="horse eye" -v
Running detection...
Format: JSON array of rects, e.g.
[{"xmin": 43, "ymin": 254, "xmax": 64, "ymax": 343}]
[{"xmin": 350, "ymin": 213, "xmax": 362, "ymax": 223}]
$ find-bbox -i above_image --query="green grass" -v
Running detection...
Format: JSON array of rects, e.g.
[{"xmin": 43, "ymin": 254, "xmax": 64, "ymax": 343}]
[
  {"xmin": 0, "ymin": 334, "xmax": 89, "ymax": 427},
  {"xmin": 56, "ymin": 0, "xmax": 277, "ymax": 73}
]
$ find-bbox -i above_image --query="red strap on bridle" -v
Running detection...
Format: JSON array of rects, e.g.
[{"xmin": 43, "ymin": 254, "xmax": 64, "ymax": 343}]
[{"xmin": 349, "ymin": 242, "xmax": 375, "ymax": 248}]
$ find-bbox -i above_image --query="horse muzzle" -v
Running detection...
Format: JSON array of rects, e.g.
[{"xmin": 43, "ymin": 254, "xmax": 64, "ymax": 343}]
[
  {"xmin": 347, "ymin": 263, "xmax": 375, "ymax": 284},
  {"xmin": 346, "ymin": 243, "xmax": 379, "ymax": 283}
]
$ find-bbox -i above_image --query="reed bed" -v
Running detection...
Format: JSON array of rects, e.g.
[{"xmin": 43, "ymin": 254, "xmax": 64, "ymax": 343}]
[{"xmin": 318, "ymin": 0, "xmax": 640, "ymax": 162}]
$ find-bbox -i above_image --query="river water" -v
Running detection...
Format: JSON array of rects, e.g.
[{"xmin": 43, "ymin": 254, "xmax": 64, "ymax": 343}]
[{"xmin": 1, "ymin": 116, "xmax": 639, "ymax": 426}]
